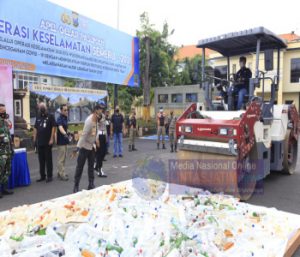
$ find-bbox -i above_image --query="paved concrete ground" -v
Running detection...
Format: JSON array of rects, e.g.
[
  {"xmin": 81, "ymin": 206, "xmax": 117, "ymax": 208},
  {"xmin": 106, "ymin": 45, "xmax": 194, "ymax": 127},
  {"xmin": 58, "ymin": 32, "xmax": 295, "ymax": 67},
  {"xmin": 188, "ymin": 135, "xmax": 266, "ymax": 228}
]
[{"xmin": 1, "ymin": 138, "xmax": 300, "ymax": 256}]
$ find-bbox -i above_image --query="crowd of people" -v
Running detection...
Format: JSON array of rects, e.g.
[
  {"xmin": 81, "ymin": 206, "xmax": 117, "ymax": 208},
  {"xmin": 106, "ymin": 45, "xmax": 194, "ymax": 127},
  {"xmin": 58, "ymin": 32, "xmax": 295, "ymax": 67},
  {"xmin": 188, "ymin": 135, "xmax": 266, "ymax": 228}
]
[
  {"xmin": 31, "ymin": 102, "xmax": 134, "ymax": 193},
  {"xmin": 0, "ymin": 100, "xmax": 178, "ymax": 197}
]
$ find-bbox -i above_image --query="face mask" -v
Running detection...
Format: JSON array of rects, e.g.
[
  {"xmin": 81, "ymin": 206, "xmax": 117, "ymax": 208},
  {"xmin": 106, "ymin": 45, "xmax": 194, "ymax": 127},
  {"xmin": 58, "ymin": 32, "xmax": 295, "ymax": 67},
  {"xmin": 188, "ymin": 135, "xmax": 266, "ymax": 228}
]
[
  {"xmin": 40, "ymin": 107, "xmax": 46, "ymax": 115},
  {"xmin": 116, "ymin": 109, "xmax": 119, "ymax": 113},
  {"xmin": 0, "ymin": 112, "xmax": 9, "ymax": 119},
  {"xmin": 97, "ymin": 112, "xmax": 102, "ymax": 119}
]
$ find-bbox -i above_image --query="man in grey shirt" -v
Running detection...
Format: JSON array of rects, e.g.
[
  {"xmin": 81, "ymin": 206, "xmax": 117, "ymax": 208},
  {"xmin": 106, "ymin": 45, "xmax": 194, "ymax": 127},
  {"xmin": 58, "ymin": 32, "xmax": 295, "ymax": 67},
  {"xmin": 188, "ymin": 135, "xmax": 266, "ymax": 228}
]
[{"xmin": 73, "ymin": 105, "xmax": 103, "ymax": 193}]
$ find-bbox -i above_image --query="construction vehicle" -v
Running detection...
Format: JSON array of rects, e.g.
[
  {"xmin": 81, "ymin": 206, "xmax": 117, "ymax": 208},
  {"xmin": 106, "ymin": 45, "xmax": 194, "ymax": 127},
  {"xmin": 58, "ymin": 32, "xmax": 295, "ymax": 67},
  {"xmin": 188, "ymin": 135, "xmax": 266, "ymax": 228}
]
[{"xmin": 174, "ymin": 27, "xmax": 299, "ymax": 200}]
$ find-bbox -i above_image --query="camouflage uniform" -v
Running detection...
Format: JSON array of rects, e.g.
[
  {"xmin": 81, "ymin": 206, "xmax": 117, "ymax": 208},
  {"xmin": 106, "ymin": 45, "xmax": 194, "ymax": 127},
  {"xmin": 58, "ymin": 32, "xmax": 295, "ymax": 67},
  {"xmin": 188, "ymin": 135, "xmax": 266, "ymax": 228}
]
[
  {"xmin": 168, "ymin": 114, "xmax": 177, "ymax": 152},
  {"xmin": 128, "ymin": 114, "xmax": 137, "ymax": 151},
  {"xmin": 0, "ymin": 118, "xmax": 13, "ymax": 186},
  {"xmin": 157, "ymin": 112, "xmax": 167, "ymax": 149}
]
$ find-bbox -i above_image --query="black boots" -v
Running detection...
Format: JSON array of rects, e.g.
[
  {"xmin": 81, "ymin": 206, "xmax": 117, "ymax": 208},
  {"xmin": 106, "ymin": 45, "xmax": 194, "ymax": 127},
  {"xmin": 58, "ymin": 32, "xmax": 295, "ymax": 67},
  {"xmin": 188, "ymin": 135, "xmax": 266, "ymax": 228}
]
[
  {"xmin": 1, "ymin": 184, "xmax": 13, "ymax": 196},
  {"xmin": 73, "ymin": 179, "xmax": 95, "ymax": 192},
  {"xmin": 73, "ymin": 184, "xmax": 79, "ymax": 193},
  {"xmin": 170, "ymin": 144, "xmax": 177, "ymax": 153},
  {"xmin": 2, "ymin": 189, "xmax": 13, "ymax": 195},
  {"xmin": 88, "ymin": 180, "xmax": 95, "ymax": 190},
  {"xmin": 97, "ymin": 168, "xmax": 107, "ymax": 178},
  {"xmin": 157, "ymin": 143, "xmax": 166, "ymax": 149},
  {"xmin": 129, "ymin": 145, "xmax": 132, "ymax": 152},
  {"xmin": 132, "ymin": 145, "xmax": 137, "ymax": 151}
]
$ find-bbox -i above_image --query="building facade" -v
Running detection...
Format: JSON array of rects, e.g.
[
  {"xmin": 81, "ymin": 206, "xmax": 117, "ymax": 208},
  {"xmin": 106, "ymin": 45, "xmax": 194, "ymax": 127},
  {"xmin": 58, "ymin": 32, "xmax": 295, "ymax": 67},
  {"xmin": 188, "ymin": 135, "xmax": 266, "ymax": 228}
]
[{"xmin": 154, "ymin": 84, "xmax": 205, "ymax": 116}]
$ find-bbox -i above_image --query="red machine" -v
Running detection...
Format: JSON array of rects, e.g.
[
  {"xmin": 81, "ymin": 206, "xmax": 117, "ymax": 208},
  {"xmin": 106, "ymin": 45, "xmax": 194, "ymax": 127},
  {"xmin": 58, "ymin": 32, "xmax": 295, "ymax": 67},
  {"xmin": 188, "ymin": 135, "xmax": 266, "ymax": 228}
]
[{"xmin": 174, "ymin": 28, "xmax": 299, "ymax": 200}]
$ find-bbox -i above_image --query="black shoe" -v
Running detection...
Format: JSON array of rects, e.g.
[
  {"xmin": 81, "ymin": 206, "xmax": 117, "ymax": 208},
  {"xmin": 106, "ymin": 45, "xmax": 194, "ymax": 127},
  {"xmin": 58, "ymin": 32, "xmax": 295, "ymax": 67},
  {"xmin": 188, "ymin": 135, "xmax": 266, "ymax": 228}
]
[
  {"xmin": 157, "ymin": 143, "xmax": 159, "ymax": 150},
  {"xmin": 2, "ymin": 189, "xmax": 13, "ymax": 195},
  {"xmin": 175, "ymin": 144, "xmax": 177, "ymax": 152},
  {"xmin": 46, "ymin": 177, "xmax": 53, "ymax": 183},
  {"xmin": 88, "ymin": 182, "xmax": 95, "ymax": 190},
  {"xmin": 119, "ymin": 154, "xmax": 123, "ymax": 157},
  {"xmin": 132, "ymin": 145, "xmax": 137, "ymax": 151},
  {"xmin": 0, "ymin": 192, "xmax": 2, "ymax": 198},
  {"xmin": 36, "ymin": 178, "xmax": 45, "ymax": 182},
  {"xmin": 170, "ymin": 145, "xmax": 174, "ymax": 153},
  {"xmin": 97, "ymin": 168, "xmax": 107, "ymax": 177},
  {"xmin": 73, "ymin": 184, "xmax": 79, "ymax": 193}
]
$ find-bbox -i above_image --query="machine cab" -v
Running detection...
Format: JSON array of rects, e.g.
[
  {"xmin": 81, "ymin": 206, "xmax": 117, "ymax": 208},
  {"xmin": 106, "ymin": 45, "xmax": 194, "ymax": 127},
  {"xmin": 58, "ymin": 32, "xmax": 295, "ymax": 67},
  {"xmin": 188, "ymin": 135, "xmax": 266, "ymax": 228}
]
[{"xmin": 197, "ymin": 27, "xmax": 287, "ymax": 112}]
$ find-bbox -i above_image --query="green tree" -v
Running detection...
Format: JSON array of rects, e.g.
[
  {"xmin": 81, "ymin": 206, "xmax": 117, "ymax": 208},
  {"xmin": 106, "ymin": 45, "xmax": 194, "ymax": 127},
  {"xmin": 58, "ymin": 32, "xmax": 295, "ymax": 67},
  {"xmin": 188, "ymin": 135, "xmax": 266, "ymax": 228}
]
[
  {"xmin": 174, "ymin": 55, "xmax": 204, "ymax": 85},
  {"xmin": 107, "ymin": 84, "xmax": 134, "ymax": 114},
  {"xmin": 136, "ymin": 12, "xmax": 177, "ymax": 94}
]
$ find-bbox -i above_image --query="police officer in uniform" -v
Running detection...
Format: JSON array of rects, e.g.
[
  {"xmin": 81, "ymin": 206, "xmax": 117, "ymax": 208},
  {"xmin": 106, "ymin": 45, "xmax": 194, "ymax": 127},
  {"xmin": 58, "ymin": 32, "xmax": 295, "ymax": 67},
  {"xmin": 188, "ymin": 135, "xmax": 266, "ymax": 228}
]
[
  {"xmin": 105, "ymin": 110, "xmax": 111, "ymax": 155},
  {"xmin": 168, "ymin": 110, "xmax": 177, "ymax": 153},
  {"xmin": 156, "ymin": 107, "xmax": 167, "ymax": 149},
  {"xmin": 128, "ymin": 109, "xmax": 137, "ymax": 152},
  {"xmin": 0, "ymin": 103, "xmax": 14, "ymax": 198},
  {"xmin": 95, "ymin": 104, "xmax": 107, "ymax": 177}
]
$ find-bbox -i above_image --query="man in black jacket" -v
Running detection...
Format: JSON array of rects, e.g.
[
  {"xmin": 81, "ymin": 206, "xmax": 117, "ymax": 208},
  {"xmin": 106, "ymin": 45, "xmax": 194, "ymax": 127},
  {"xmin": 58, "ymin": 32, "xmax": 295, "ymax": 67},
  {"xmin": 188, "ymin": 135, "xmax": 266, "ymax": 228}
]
[
  {"xmin": 233, "ymin": 56, "xmax": 252, "ymax": 110},
  {"xmin": 111, "ymin": 106, "xmax": 125, "ymax": 158},
  {"xmin": 33, "ymin": 103, "xmax": 56, "ymax": 183}
]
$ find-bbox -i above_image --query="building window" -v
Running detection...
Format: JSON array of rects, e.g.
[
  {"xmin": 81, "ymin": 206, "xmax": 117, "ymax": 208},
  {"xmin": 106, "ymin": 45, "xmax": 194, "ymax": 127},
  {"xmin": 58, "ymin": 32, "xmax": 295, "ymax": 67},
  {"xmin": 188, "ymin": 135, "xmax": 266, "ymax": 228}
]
[
  {"xmin": 232, "ymin": 64, "xmax": 237, "ymax": 74},
  {"xmin": 171, "ymin": 94, "xmax": 183, "ymax": 103},
  {"xmin": 14, "ymin": 100, "xmax": 22, "ymax": 117},
  {"xmin": 158, "ymin": 94, "xmax": 168, "ymax": 103},
  {"xmin": 186, "ymin": 93, "xmax": 198, "ymax": 103},
  {"xmin": 291, "ymin": 58, "xmax": 300, "ymax": 83},
  {"xmin": 41, "ymin": 77, "xmax": 49, "ymax": 85},
  {"xmin": 17, "ymin": 73, "xmax": 38, "ymax": 89}
]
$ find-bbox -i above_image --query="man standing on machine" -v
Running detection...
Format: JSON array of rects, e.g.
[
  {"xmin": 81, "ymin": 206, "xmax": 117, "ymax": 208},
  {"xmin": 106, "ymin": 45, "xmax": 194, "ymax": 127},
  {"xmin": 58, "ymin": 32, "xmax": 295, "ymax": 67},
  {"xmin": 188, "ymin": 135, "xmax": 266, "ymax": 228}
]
[{"xmin": 234, "ymin": 56, "xmax": 252, "ymax": 110}]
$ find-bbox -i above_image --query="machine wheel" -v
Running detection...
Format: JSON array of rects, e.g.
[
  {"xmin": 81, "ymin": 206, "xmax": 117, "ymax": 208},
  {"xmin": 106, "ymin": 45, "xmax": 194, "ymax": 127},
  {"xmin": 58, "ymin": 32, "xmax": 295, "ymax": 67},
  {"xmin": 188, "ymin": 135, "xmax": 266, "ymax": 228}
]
[
  {"xmin": 237, "ymin": 145, "xmax": 258, "ymax": 201},
  {"xmin": 174, "ymin": 145, "xmax": 259, "ymax": 201},
  {"xmin": 283, "ymin": 129, "xmax": 298, "ymax": 175}
]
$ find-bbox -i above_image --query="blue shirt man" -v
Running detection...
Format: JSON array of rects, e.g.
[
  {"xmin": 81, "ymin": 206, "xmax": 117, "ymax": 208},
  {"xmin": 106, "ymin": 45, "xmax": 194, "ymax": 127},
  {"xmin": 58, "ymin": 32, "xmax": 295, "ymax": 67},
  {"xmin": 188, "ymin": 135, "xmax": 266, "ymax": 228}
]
[{"xmin": 56, "ymin": 104, "xmax": 69, "ymax": 181}]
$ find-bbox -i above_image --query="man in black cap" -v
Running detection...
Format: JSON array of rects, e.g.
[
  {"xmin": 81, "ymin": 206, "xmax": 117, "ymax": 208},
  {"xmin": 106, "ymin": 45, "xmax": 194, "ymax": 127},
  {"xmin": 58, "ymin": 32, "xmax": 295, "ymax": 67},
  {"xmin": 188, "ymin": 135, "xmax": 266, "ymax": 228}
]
[{"xmin": 233, "ymin": 56, "xmax": 252, "ymax": 110}]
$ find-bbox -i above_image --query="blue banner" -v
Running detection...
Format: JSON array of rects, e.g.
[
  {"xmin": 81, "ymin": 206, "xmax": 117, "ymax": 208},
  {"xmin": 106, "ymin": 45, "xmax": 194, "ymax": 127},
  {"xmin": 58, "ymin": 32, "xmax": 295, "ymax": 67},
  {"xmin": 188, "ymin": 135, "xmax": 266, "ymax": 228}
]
[{"xmin": 0, "ymin": 0, "xmax": 139, "ymax": 86}]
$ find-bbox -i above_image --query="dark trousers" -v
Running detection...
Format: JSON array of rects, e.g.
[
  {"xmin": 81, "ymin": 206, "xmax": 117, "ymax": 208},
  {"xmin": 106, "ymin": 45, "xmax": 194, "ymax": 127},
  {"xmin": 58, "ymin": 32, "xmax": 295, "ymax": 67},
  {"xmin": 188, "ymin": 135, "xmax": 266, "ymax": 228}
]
[
  {"xmin": 95, "ymin": 135, "xmax": 107, "ymax": 170},
  {"xmin": 74, "ymin": 148, "xmax": 95, "ymax": 185},
  {"xmin": 38, "ymin": 145, "xmax": 53, "ymax": 179}
]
